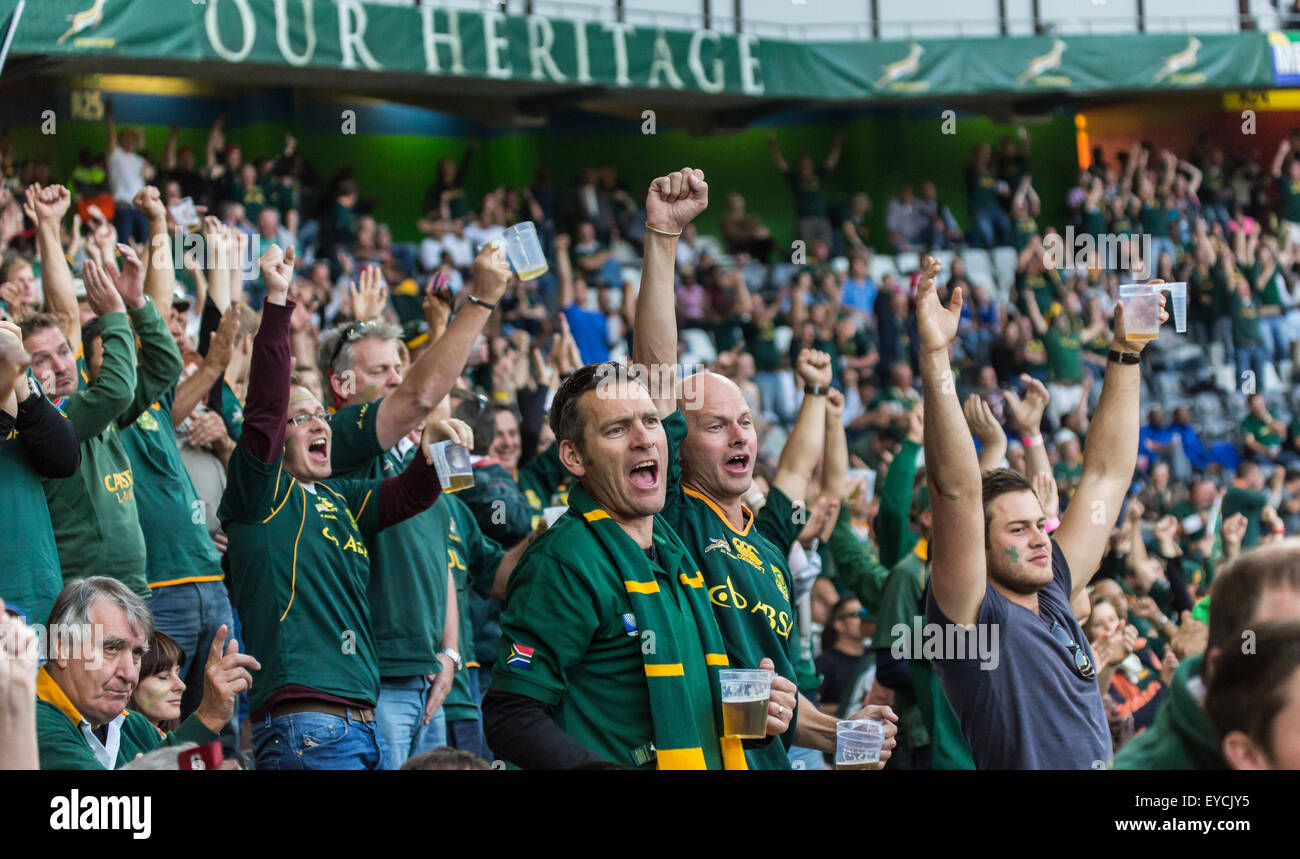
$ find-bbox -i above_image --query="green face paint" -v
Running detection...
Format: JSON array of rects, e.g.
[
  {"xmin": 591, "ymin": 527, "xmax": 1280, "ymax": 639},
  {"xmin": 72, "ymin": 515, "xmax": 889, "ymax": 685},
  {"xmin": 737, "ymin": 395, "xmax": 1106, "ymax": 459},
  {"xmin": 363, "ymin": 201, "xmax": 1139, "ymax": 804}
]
[{"xmin": 1005, "ymin": 546, "xmax": 1019, "ymax": 564}]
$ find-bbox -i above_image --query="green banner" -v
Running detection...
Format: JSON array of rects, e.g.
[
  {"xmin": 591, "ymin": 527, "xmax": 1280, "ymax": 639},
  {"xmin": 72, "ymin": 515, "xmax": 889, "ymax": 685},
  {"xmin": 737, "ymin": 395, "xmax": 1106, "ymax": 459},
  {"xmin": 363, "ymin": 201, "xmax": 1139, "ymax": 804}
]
[{"xmin": 6, "ymin": 0, "xmax": 1276, "ymax": 100}]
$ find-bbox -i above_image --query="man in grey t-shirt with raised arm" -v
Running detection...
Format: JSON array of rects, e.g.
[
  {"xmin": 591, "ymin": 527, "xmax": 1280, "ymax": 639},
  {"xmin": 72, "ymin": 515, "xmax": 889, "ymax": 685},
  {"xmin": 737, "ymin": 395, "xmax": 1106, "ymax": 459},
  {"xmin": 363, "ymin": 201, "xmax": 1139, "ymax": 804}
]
[{"xmin": 913, "ymin": 256, "xmax": 1168, "ymax": 769}]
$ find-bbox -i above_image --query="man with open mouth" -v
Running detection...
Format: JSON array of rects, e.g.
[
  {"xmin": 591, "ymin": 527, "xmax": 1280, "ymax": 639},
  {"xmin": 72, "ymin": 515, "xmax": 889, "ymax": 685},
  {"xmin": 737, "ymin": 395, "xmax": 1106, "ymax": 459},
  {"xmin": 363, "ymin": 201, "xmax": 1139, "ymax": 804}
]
[
  {"xmin": 483, "ymin": 358, "xmax": 796, "ymax": 769},
  {"xmin": 632, "ymin": 167, "xmax": 898, "ymax": 769},
  {"xmin": 218, "ymin": 243, "xmax": 458, "ymax": 770}
]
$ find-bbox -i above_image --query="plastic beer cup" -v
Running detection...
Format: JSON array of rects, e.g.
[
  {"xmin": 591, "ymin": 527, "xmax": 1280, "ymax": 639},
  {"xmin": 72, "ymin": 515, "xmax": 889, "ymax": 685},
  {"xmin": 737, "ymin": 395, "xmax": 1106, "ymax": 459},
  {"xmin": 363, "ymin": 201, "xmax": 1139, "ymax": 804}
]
[
  {"xmin": 719, "ymin": 668, "xmax": 772, "ymax": 739},
  {"xmin": 835, "ymin": 719, "xmax": 884, "ymax": 770},
  {"xmin": 501, "ymin": 221, "xmax": 549, "ymax": 281}
]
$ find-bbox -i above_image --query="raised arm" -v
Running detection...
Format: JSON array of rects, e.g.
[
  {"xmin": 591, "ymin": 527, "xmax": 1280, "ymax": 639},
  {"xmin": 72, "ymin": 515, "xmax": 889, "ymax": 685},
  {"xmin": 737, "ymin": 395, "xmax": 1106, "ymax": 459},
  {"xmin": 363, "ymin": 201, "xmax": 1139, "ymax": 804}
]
[
  {"xmin": 1273, "ymin": 139, "xmax": 1291, "ymax": 180},
  {"xmin": 916, "ymin": 257, "xmax": 986, "ymax": 627},
  {"xmin": 62, "ymin": 260, "xmax": 136, "ymax": 438},
  {"xmin": 135, "ymin": 186, "xmax": 174, "ymax": 311},
  {"xmin": 825, "ymin": 131, "xmax": 845, "ymax": 171},
  {"xmin": 964, "ymin": 394, "xmax": 1007, "ymax": 471},
  {"xmin": 767, "ymin": 135, "xmax": 789, "ymax": 173},
  {"xmin": 771, "ymin": 349, "xmax": 831, "ymax": 504},
  {"xmin": 633, "ymin": 167, "xmax": 708, "ymax": 417},
  {"xmin": 1003, "ymin": 374, "xmax": 1051, "ymax": 478},
  {"xmin": 555, "ymin": 233, "xmax": 575, "ymax": 309},
  {"xmin": 174, "ymin": 304, "xmax": 239, "ymax": 428},
  {"xmin": 27, "ymin": 185, "xmax": 79, "ymax": 352},
  {"xmin": 242, "ymin": 245, "xmax": 296, "ymax": 463},
  {"xmin": 1055, "ymin": 285, "xmax": 1168, "ymax": 595},
  {"xmin": 109, "ymin": 244, "xmax": 183, "ymax": 427},
  {"xmin": 372, "ymin": 244, "xmax": 509, "ymax": 450}
]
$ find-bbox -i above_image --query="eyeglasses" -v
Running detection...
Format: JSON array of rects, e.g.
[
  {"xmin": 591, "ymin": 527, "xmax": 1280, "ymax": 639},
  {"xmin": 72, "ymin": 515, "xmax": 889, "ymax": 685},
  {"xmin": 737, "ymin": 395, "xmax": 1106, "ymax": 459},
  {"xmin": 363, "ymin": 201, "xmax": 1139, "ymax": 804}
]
[
  {"xmin": 287, "ymin": 410, "xmax": 331, "ymax": 428},
  {"xmin": 1049, "ymin": 620, "xmax": 1096, "ymax": 679}
]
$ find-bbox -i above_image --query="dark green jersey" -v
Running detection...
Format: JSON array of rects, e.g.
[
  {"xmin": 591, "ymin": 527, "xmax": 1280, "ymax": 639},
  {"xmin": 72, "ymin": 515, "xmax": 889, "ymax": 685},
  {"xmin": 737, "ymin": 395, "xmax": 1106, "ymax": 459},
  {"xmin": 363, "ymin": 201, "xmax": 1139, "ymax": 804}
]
[
  {"xmin": 219, "ymin": 442, "xmax": 386, "ymax": 712},
  {"xmin": 741, "ymin": 316, "xmax": 782, "ymax": 372},
  {"xmin": 0, "ymin": 383, "xmax": 66, "ymax": 625},
  {"xmin": 121, "ymin": 389, "xmax": 224, "ymax": 589},
  {"xmin": 1231, "ymin": 293, "xmax": 1261, "ymax": 346},
  {"xmin": 217, "ymin": 378, "xmax": 244, "ymax": 441},
  {"xmin": 661, "ymin": 410, "xmax": 798, "ymax": 769},
  {"xmin": 1242, "ymin": 414, "xmax": 1281, "ymax": 449},
  {"xmin": 1222, "ymin": 485, "xmax": 1269, "ymax": 549},
  {"xmin": 329, "ymin": 399, "xmax": 451, "ymax": 678},
  {"xmin": 1044, "ymin": 320, "xmax": 1084, "ymax": 383},
  {"xmin": 1280, "ymin": 176, "xmax": 1300, "ymax": 223},
  {"xmin": 443, "ymin": 493, "xmax": 504, "ymax": 722},
  {"xmin": 45, "ymin": 303, "xmax": 181, "ymax": 598},
  {"xmin": 1112, "ymin": 655, "xmax": 1223, "ymax": 770},
  {"xmin": 491, "ymin": 498, "xmax": 722, "ymax": 769}
]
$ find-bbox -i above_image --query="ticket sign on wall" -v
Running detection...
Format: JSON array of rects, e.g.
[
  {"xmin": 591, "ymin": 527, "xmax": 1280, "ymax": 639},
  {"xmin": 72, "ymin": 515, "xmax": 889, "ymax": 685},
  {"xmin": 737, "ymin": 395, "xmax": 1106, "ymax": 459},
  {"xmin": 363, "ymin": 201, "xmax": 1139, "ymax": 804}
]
[{"xmin": 8, "ymin": 0, "xmax": 1276, "ymax": 100}]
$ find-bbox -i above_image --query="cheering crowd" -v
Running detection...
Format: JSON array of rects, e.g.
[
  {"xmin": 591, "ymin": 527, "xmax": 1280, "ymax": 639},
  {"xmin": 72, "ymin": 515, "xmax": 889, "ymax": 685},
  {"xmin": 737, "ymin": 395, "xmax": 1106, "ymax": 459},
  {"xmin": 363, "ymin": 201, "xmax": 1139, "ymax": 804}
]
[{"xmin": 0, "ymin": 108, "xmax": 1299, "ymax": 771}]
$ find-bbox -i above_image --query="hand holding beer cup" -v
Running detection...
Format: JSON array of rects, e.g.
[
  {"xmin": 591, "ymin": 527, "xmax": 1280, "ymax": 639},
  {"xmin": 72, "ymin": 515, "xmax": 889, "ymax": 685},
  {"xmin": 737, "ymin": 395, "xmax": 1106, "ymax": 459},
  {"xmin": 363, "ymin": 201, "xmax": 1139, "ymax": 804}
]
[
  {"xmin": 762, "ymin": 657, "xmax": 797, "ymax": 737},
  {"xmin": 842, "ymin": 704, "xmax": 900, "ymax": 769}
]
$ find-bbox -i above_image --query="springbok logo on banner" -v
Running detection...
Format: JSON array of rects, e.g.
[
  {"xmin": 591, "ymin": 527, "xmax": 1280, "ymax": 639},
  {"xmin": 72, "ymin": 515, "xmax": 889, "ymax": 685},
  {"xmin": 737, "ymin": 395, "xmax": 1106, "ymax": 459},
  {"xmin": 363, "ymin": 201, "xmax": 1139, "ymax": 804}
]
[{"xmin": 58, "ymin": 0, "xmax": 112, "ymax": 46}]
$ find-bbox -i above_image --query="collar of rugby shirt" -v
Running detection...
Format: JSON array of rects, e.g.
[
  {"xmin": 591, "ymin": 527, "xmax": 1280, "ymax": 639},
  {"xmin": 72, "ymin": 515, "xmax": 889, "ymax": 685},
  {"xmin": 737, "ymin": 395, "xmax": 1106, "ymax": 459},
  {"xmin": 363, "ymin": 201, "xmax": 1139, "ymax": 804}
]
[{"xmin": 37, "ymin": 665, "xmax": 127, "ymax": 769}]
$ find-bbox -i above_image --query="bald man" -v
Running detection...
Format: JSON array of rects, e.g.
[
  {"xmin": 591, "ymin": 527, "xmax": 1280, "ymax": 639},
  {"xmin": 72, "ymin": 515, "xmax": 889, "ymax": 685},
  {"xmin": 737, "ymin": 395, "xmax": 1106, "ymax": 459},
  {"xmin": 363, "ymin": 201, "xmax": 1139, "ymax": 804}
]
[{"xmin": 633, "ymin": 167, "xmax": 897, "ymax": 769}]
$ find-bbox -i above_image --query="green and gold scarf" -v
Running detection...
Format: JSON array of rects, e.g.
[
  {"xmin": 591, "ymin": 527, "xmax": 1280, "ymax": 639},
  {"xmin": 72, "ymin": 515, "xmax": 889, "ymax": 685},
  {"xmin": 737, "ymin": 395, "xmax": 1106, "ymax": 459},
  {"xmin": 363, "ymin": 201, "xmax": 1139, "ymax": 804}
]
[{"xmin": 568, "ymin": 486, "xmax": 748, "ymax": 770}]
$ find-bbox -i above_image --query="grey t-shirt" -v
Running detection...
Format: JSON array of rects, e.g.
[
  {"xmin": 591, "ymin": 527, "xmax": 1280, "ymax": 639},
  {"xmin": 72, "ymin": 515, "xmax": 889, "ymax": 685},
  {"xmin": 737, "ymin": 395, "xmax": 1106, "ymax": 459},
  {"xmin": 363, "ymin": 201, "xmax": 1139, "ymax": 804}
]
[{"xmin": 925, "ymin": 540, "xmax": 1111, "ymax": 769}]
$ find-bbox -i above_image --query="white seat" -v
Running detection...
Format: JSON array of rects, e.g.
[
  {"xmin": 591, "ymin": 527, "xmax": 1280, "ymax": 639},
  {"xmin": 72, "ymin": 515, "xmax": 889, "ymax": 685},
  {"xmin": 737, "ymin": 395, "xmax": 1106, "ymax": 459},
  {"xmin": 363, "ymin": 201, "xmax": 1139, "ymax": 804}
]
[
  {"xmin": 894, "ymin": 252, "xmax": 921, "ymax": 277},
  {"xmin": 869, "ymin": 254, "xmax": 899, "ymax": 284},
  {"xmin": 929, "ymin": 249, "xmax": 956, "ymax": 284},
  {"xmin": 773, "ymin": 325, "xmax": 793, "ymax": 356},
  {"xmin": 961, "ymin": 248, "xmax": 995, "ymax": 291},
  {"xmin": 680, "ymin": 328, "xmax": 717, "ymax": 365},
  {"xmin": 620, "ymin": 266, "xmax": 641, "ymax": 289},
  {"xmin": 992, "ymin": 246, "xmax": 1019, "ymax": 294}
]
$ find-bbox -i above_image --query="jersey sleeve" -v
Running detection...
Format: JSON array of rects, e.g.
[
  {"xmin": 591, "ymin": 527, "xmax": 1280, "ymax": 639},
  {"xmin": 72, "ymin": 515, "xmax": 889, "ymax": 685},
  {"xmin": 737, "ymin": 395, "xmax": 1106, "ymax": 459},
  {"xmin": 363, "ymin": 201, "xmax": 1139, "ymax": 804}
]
[
  {"xmin": 328, "ymin": 400, "xmax": 386, "ymax": 473},
  {"xmin": 218, "ymin": 443, "xmax": 293, "ymax": 526},
  {"xmin": 660, "ymin": 409, "xmax": 689, "ymax": 526},
  {"xmin": 754, "ymin": 485, "xmax": 801, "ymax": 556},
  {"xmin": 452, "ymin": 497, "xmax": 506, "ymax": 599},
  {"xmin": 490, "ymin": 549, "xmax": 600, "ymax": 707}
]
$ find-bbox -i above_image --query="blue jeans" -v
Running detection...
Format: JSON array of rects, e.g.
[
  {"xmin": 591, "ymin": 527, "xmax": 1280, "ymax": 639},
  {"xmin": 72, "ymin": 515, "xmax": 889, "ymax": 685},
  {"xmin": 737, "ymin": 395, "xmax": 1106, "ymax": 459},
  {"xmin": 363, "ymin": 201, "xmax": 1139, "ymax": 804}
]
[
  {"xmin": 448, "ymin": 666, "xmax": 491, "ymax": 761},
  {"xmin": 788, "ymin": 745, "xmax": 826, "ymax": 771},
  {"xmin": 1235, "ymin": 342, "xmax": 1269, "ymax": 394},
  {"xmin": 253, "ymin": 710, "xmax": 385, "ymax": 770},
  {"xmin": 755, "ymin": 370, "xmax": 793, "ymax": 425},
  {"xmin": 374, "ymin": 676, "xmax": 448, "ymax": 770},
  {"xmin": 970, "ymin": 207, "xmax": 1011, "ymax": 248},
  {"xmin": 148, "ymin": 581, "xmax": 238, "ymax": 756},
  {"xmin": 1260, "ymin": 314, "xmax": 1290, "ymax": 365}
]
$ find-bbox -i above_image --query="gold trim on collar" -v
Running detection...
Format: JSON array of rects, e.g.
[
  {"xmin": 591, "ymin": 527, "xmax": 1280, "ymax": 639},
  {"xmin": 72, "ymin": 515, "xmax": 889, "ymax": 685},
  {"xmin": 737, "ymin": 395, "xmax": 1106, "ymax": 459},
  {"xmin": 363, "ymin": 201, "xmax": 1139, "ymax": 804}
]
[
  {"xmin": 683, "ymin": 487, "xmax": 752, "ymax": 536},
  {"xmin": 37, "ymin": 665, "xmax": 85, "ymax": 726}
]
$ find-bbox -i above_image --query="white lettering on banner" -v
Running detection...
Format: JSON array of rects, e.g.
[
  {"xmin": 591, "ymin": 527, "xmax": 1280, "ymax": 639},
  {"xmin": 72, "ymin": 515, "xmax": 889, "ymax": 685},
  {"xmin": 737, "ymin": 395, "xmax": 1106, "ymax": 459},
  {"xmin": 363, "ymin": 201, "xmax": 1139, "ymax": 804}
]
[
  {"xmin": 273, "ymin": 0, "xmax": 315, "ymax": 66},
  {"xmin": 647, "ymin": 30, "xmax": 685, "ymax": 89},
  {"xmin": 603, "ymin": 22, "xmax": 636, "ymax": 87},
  {"xmin": 739, "ymin": 34, "xmax": 765, "ymax": 95},
  {"xmin": 205, "ymin": 0, "xmax": 255, "ymax": 63},
  {"xmin": 689, "ymin": 30, "xmax": 725, "ymax": 94},
  {"xmin": 573, "ymin": 20, "xmax": 592, "ymax": 84},
  {"xmin": 484, "ymin": 12, "xmax": 512, "ymax": 79},
  {"xmin": 528, "ymin": 16, "xmax": 565, "ymax": 83},
  {"xmin": 421, "ymin": 7, "xmax": 465, "ymax": 75},
  {"xmin": 196, "ymin": 5, "xmax": 759, "ymax": 93},
  {"xmin": 338, "ymin": 0, "xmax": 382, "ymax": 70}
]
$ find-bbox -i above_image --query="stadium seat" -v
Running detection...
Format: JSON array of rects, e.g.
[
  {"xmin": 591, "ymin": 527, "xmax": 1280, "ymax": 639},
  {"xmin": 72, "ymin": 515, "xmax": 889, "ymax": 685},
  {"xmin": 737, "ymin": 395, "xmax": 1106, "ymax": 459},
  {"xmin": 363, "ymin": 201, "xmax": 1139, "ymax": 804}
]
[
  {"xmin": 773, "ymin": 325, "xmax": 793, "ymax": 356},
  {"xmin": 992, "ymin": 246, "xmax": 1018, "ymax": 294},
  {"xmin": 620, "ymin": 265, "xmax": 641, "ymax": 288},
  {"xmin": 929, "ymin": 249, "xmax": 956, "ymax": 284},
  {"xmin": 961, "ymin": 249, "xmax": 996, "ymax": 292},
  {"xmin": 894, "ymin": 252, "xmax": 920, "ymax": 277},
  {"xmin": 680, "ymin": 328, "xmax": 718, "ymax": 365},
  {"xmin": 869, "ymin": 254, "xmax": 899, "ymax": 284}
]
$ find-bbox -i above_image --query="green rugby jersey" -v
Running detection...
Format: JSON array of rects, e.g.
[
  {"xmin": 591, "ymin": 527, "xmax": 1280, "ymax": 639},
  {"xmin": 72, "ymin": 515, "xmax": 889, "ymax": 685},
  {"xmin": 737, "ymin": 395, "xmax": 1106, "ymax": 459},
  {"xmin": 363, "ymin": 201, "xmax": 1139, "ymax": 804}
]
[
  {"xmin": 443, "ymin": 493, "xmax": 504, "ymax": 723},
  {"xmin": 120, "ymin": 389, "xmax": 224, "ymax": 589},
  {"xmin": 661, "ymin": 409, "xmax": 800, "ymax": 769},
  {"xmin": 329, "ymin": 399, "xmax": 451, "ymax": 678},
  {"xmin": 491, "ymin": 493, "xmax": 722, "ymax": 770},
  {"xmin": 219, "ymin": 442, "xmax": 387, "ymax": 713}
]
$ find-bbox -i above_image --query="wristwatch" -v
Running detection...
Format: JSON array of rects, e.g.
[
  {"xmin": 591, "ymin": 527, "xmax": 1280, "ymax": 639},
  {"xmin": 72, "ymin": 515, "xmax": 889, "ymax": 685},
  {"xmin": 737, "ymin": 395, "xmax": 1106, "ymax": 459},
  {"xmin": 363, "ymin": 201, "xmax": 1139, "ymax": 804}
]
[
  {"xmin": 804, "ymin": 384, "xmax": 830, "ymax": 396},
  {"xmin": 438, "ymin": 648, "xmax": 463, "ymax": 673},
  {"xmin": 1107, "ymin": 349, "xmax": 1140, "ymax": 365}
]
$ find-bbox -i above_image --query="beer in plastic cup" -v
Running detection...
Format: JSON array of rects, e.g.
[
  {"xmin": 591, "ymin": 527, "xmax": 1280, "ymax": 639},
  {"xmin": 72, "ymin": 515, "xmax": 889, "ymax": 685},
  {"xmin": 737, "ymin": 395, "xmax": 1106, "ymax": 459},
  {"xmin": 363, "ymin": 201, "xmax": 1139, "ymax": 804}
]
[
  {"xmin": 835, "ymin": 719, "xmax": 884, "ymax": 770},
  {"xmin": 427, "ymin": 441, "xmax": 475, "ymax": 493},
  {"xmin": 719, "ymin": 668, "xmax": 772, "ymax": 739},
  {"xmin": 1118, "ymin": 282, "xmax": 1186, "ymax": 342},
  {"xmin": 501, "ymin": 221, "xmax": 549, "ymax": 281}
]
